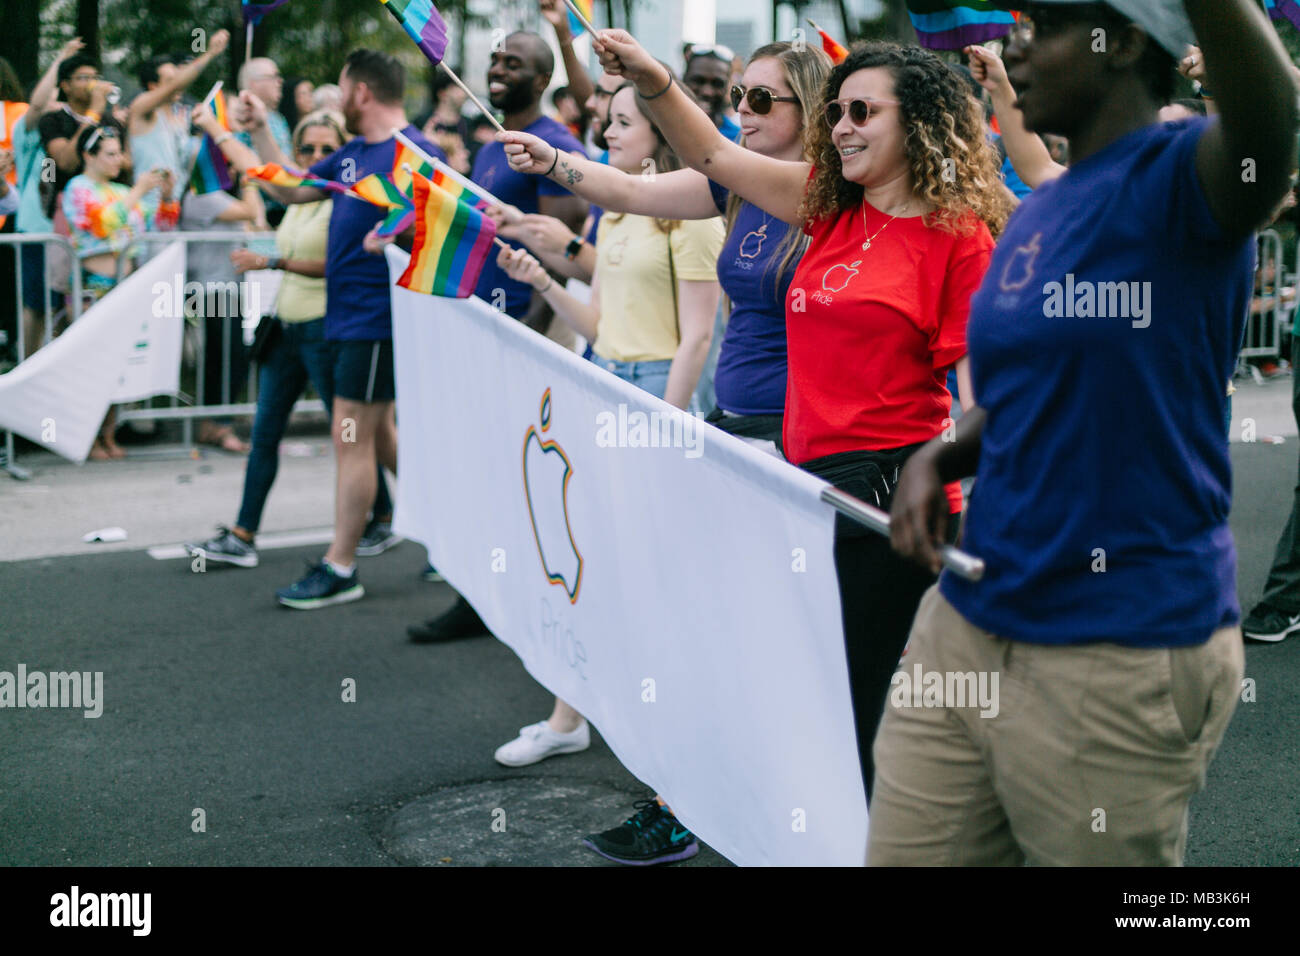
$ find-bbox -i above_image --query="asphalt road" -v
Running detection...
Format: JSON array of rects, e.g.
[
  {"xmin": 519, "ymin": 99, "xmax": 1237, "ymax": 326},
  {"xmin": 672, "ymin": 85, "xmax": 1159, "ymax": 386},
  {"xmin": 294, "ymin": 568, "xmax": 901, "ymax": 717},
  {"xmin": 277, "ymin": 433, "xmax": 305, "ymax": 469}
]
[{"xmin": 1, "ymin": 440, "xmax": 1297, "ymax": 866}]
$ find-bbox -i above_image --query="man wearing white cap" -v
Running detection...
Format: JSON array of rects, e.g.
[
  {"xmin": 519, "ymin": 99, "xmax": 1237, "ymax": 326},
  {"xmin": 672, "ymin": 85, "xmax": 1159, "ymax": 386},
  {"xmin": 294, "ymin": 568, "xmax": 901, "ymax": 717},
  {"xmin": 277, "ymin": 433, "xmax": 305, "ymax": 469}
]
[{"xmin": 881, "ymin": 0, "xmax": 1298, "ymax": 865}]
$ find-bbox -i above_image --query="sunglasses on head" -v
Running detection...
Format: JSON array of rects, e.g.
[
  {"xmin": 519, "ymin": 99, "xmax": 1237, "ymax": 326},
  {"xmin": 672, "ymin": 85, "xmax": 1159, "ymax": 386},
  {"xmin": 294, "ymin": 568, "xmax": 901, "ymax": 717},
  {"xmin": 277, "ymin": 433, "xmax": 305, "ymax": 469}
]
[
  {"xmin": 730, "ymin": 85, "xmax": 799, "ymax": 115},
  {"xmin": 824, "ymin": 96, "xmax": 899, "ymax": 129},
  {"xmin": 688, "ymin": 43, "xmax": 736, "ymax": 65}
]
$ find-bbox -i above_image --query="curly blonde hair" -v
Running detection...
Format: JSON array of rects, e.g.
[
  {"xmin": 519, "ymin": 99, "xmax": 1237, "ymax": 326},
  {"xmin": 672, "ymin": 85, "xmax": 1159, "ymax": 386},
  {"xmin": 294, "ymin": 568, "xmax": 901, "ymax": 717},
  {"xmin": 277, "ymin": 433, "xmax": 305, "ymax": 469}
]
[{"xmin": 798, "ymin": 42, "xmax": 1013, "ymax": 238}]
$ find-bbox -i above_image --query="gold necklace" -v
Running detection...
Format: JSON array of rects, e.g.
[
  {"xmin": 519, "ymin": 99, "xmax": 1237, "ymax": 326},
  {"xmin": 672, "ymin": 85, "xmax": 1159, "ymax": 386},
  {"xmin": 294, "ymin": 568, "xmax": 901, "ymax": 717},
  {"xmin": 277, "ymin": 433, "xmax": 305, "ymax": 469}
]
[{"xmin": 860, "ymin": 197, "xmax": 910, "ymax": 251}]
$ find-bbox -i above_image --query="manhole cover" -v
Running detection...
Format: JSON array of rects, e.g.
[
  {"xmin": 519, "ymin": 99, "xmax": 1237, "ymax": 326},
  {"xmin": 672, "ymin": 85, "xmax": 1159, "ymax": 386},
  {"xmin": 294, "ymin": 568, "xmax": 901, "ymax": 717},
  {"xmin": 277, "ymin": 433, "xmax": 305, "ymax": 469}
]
[{"xmin": 381, "ymin": 776, "xmax": 728, "ymax": 866}]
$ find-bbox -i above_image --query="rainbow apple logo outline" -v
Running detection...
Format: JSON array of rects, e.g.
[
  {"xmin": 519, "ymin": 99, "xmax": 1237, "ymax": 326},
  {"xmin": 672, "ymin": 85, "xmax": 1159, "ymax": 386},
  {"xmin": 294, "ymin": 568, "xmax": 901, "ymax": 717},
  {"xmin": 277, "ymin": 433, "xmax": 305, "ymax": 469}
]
[
  {"xmin": 999, "ymin": 231, "xmax": 1042, "ymax": 292},
  {"xmin": 738, "ymin": 223, "xmax": 768, "ymax": 259},
  {"xmin": 822, "ymin": 260, "xmax": 862, "ymax": 293},
  {"xmin": 522, "ymin": 388, "xmax": 584, "ymax": 604}
]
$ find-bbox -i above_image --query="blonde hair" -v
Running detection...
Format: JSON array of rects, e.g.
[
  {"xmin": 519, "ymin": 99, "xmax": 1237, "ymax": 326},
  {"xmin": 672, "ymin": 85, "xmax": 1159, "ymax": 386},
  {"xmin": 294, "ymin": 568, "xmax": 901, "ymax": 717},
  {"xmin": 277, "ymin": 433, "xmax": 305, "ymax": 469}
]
[
  {"xmin": 723, "ymin": 42, "xmax": 831, "ymax": 292},
  {"xmin": 292, "ymin": 109, "xmax": 347, "ymax": 154}
]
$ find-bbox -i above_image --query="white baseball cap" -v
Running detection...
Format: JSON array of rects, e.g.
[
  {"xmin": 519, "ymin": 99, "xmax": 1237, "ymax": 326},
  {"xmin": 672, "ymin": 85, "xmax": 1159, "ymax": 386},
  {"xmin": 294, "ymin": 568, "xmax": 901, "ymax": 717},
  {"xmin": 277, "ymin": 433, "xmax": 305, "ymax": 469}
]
[{"xmin": 990, "ymin": 1, "xmax": 1195, "ymax": 59}]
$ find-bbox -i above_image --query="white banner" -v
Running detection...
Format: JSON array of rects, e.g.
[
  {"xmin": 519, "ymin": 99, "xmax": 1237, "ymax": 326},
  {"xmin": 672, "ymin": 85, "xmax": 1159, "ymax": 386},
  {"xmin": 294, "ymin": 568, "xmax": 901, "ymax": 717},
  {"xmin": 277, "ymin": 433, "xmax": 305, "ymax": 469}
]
[
  {"xmin": 387, "ymin": 247, "xmax": 866, "ymax": 866},
  {"xmin": 0, "ymin": 242, "xmax": 187, "ymax": 462}
]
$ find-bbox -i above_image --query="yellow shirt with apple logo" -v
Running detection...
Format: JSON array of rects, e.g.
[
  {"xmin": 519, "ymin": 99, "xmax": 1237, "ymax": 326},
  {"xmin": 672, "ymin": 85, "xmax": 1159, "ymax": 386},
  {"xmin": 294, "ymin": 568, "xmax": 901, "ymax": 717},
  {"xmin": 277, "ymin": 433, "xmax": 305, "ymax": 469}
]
[{"xmin": 591, "ymin": 211, "xmax": 724, "ymax": 363}]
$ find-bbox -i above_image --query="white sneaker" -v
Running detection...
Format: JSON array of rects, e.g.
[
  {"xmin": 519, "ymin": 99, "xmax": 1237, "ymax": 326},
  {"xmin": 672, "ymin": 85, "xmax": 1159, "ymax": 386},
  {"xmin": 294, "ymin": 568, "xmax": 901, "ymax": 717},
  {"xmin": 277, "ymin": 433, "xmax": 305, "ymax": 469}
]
[{"xmin": 494, "ymin": 719, "xmax": 590, "ymax": 767}]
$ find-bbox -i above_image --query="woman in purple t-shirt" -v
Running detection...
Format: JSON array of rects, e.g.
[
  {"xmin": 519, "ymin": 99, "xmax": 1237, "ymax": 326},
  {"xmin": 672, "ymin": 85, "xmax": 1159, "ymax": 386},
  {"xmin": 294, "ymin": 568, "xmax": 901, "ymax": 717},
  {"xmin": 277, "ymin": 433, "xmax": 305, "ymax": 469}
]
[{"xmin": 498, "ymin": 42, "xmax": 831, "ymax": 455}]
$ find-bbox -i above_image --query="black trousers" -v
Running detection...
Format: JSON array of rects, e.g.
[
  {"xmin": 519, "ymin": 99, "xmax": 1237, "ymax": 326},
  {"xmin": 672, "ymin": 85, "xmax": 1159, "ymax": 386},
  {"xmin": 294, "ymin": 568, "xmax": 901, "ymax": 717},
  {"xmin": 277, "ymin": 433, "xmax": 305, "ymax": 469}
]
[{"xmin": 801, "ymin": 446, "xmax": 959, "ymax": 802}]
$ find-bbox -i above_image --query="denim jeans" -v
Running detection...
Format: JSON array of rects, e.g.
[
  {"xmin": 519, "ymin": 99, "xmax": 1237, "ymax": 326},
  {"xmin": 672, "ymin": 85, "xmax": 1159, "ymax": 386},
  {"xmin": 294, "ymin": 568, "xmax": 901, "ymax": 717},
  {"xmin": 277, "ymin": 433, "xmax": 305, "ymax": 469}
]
[
  {"xmin": 236, "ymin": 318, "xmax": 393, "ymax": 533},
  {"xmin": 593, "ymin": 354, "xmax": 673, "ymax": 401}
]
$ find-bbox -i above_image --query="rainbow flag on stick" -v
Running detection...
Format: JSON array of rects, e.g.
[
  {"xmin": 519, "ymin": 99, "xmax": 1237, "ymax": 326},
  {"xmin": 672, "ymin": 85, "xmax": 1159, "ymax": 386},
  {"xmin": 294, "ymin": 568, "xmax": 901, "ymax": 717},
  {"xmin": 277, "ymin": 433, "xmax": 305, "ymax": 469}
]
[
  {"xmin": 398, "ymin": 170, "xmax": 498, "ymax": 298},
  {"xmin": 246, "ymin": 162, "xmax": 348, "ymax": 193},
  {"xmin": 907, "ymin": 1, "xmax": 1016, "ymax": 50},
  {"xmin": 565, "ymin": 0, "xmax": 596, "ymax": 36},
  {"xmin": 807, "ymin": 20, "xmax": 848, "ymax": 64},
  {"xmin": 380, "ymin": 0, "xmax": 449, "ymax": 64},
  {"xmin": 189, "ymin": 84, "xmax": 235, "ymax": 195},
  {"xmin": 1266, "ymin": 0, "xmax": 1300, "ymax": 31}
]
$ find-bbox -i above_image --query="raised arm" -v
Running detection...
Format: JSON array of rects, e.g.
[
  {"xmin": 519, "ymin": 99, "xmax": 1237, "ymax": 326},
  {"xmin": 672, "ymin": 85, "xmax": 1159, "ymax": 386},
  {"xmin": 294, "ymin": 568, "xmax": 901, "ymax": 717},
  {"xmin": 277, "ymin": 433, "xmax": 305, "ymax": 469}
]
[
  {"xmin": 191, "ymin": 100, "xmax": 324, "ymax": 206},
  {"xmin": 593, "ymin": 30, "xmax": 810, "ymax": 225},
  {"xmin": 129, "ymin": 28, "xmax": 230, "ymax": 121},
  {"xmin": 499, "ymin": 129, "xmax": 721, "ymax": 219},
  {"xmin": 27, "ymin": 37, "xmax": 85, "ymax": 121},
  {"xmin": 1187, "ymin": 0, "xmax": 1300, "ymax": 239},
  {"xmin": 966, "ymin": 45, "xmax": 1063, "ymax": 190},
  {"xmin": 541, "ymin": 0, "xmax": 595, "ymax": 108}
]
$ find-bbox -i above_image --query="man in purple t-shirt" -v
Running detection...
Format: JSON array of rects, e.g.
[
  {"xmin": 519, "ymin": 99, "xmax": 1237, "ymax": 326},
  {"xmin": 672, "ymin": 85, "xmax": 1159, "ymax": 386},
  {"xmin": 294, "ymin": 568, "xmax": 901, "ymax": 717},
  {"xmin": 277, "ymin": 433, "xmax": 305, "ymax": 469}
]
[
  {"xmin": 245, "ymin": 49, "xmax": 445, "ymax": 610},
  {"xmin": 408, "ymin": 31, "xmax": 587, "ymax": 644}
]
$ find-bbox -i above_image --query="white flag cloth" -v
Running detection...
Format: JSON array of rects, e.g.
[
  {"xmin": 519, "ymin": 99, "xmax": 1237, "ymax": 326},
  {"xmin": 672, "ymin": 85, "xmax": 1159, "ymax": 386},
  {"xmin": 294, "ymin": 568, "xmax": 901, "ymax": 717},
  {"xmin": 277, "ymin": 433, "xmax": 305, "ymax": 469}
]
[
  {"xmin": 0, "ymin": 242, "xmax": 186, "ymax": 462},
  {"xmin": 387, "ymin": 247, "xmax": 867, "ymax": 866}
]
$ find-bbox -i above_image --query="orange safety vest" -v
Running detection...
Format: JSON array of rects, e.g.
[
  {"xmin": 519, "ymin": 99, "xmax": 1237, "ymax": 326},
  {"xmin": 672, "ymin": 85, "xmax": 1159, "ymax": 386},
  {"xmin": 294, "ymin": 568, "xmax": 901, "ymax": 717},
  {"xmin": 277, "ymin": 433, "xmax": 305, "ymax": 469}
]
[{"xmin": 0, "ymin": 100, "xmax": 30, "ymax": 229}]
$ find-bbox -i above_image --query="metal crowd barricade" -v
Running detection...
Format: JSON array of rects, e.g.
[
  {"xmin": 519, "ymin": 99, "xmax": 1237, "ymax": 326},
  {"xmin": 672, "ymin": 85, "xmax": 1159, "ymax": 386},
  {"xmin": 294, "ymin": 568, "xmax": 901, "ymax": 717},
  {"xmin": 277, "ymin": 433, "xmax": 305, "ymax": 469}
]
[
  {"xmin": 1, "ymin": 233, "xmax": 83, "ymax": 479},
  {"xmin": 1240, "ymin": 229, "xmax": 1293, "ymax": 382},
  {"xmin": 2, "ymin": 231, "xmax": 328, "ymax": 479}
]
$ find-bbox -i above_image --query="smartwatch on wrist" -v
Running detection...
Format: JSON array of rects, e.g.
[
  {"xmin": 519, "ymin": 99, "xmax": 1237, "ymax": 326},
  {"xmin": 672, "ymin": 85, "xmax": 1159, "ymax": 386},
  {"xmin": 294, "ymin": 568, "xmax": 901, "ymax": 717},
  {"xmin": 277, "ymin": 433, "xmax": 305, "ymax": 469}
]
[
  {"xmin": 564, "ymin": 236, "xmax": 584, "ymax": 260},
  {"xmin": 265, "ymin": 255, "xmax": 282, "ymax": 271}
]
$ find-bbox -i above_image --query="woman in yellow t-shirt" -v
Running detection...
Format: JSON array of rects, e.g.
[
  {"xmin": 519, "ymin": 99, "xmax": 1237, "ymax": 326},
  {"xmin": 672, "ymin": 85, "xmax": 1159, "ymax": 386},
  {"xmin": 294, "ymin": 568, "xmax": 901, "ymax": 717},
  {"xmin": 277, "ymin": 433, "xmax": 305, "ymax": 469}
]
[{"xmin": 499, "ymin": 83, "xmax": 724, "ymax": 410}]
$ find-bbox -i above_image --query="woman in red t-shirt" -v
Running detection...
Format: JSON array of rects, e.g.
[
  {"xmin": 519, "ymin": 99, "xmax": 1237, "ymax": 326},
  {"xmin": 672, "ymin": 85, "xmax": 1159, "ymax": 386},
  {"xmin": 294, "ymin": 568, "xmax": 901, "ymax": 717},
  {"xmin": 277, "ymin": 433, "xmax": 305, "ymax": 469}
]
[{"xmin": 594, "ymin": 32, "xmax": 1013, "ymax": 797}]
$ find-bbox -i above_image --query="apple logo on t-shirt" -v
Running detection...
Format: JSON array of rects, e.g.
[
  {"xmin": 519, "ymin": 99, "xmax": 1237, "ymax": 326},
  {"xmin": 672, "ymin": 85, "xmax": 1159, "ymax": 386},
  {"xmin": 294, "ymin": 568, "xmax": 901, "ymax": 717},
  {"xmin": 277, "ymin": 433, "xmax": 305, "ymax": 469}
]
[
  {"xmin": 606, "ymin": 235, "xmax": 629, "ymax": 266},
  {"xmin": 738, "ymin": 223, "xmax": 768, "ymax": 259},
  {"xmin": 999, "ymin": 232, "xmax": 1042, "ymax": 293},
  {"xmin": 822, "ymin": 260, "xmax": 863, "ymax": 294}
]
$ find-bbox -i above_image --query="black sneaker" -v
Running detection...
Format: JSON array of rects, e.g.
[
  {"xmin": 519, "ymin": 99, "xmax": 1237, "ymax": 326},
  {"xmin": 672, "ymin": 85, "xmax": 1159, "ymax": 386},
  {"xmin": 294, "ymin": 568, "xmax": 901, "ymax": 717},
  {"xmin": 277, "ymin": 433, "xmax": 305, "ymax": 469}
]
[
  {"xmin": 407, "ymin": 596, "xmax": 489, "ymax": 643},
  {"xmin": 1243, "ymin": 605, "xmax": 1300, "ymax": 643},
  {"xmin": 276, "ymin": 562, "xmax": 364, "ymax": 610},
  {"xmin": 185, "ymin": 526, "xmax": 259, "ymax": 568},
  {"xmin": 356, "ymin": 519, "xmax": 402, "ymax": 557},
  {"xmin": 583, "ymin": 799, "xmax": 700, "ymax": 866}
]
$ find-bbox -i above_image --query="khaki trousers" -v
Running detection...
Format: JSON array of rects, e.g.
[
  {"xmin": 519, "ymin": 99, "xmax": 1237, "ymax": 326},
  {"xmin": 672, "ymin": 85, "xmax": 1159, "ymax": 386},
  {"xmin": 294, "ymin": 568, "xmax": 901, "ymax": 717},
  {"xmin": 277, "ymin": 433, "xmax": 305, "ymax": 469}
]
[{"xmin": 867, "ymin": 585, "xmax": 1244, "ymax": 866}]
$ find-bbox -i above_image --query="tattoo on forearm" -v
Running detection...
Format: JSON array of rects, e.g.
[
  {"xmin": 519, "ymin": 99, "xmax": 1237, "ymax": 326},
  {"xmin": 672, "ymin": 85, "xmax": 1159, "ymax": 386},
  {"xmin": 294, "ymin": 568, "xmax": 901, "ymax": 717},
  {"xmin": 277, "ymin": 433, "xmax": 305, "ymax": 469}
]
[{"xmin": 562, "ymin": 162, "xmax": 583, "ymax": 186}]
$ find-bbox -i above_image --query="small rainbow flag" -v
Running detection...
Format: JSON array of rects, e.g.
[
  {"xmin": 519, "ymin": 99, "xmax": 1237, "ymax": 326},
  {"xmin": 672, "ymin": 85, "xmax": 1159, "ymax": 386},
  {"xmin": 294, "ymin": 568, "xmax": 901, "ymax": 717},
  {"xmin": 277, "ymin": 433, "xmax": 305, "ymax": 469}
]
[
  {"xmin": 380, "ymin": 0, "xmax": 449, "ymax": 65},
  {"xmin": 391, "ymin": 139, "xmax": 435, "ymax": 195},
  {"xmin": 190, "ymin": 89, "xmax": 234, "ymax": 195},
  {"xmin": 1266, "ymin": 0, "xmax": 1300, "ymax": 31},
  {"xmin": 349, "ymin": 172, "xmax": 412, "ymax": 209},
  {"xmin": 346, "ymin": 171, "xmax": 416, "ymax": 236},
  {"xmin": 241, "ymin": 0, "xmax": 290, "ymax": 26},
  {"xmin": 808, "ymin": 20, "xmax": 848, "ymax": 64},
  {"xmin": 246, "ymin": 162, "xmax": 344, "ymax": 192},
  {"xmin": 567, "ymin": 0, "xmax": 595, "ymax": 36},
  {"xmin": 907, "ymin": 1, "xmax": 1016, "ymax": 50},
  {"xmin": 398, "ymin": 170, "xmax": 497, "ymax": 298}
]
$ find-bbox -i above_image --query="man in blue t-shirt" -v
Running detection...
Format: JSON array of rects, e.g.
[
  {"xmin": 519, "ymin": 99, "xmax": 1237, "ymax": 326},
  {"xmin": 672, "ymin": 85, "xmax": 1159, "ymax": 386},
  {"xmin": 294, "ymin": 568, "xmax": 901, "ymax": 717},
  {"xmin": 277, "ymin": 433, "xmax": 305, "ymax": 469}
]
[
  {"xmin": 682, "ymin": 46, "xmax": 743, "ymax": 145},
  {"xmin": 245, "ymin": 48, "xmax": 446, "ymax": 610},
  {"xmin": 408, "ymin": 31, "xmax": 588, "ymax": 644},
  {"xmin": 876, "ymin": 0, "xmax": 1297, "ymax": 866}
]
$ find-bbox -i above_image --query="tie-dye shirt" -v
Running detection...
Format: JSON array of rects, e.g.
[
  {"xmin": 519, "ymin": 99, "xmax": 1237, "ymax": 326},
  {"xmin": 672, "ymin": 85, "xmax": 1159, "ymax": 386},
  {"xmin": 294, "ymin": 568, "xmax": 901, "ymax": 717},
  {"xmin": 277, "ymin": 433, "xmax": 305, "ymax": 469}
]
[{"xmin": 62, "ymin": 174, "xmax": 179, "ymax": 258}]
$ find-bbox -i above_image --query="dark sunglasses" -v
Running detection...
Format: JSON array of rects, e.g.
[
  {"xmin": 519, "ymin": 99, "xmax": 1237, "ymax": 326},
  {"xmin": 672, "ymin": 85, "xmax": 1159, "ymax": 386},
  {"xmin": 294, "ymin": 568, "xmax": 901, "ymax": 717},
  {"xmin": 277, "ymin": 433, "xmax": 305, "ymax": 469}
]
[
  {"xmin": 296, "ymin": 144, "xmax": 335, "ymax": 157},
  {"xmin": 823, "ymin": 96, "xmax": 899, "ymax": 128},
  {"xmin": 730, "ymin": 85, "xmax": 799, "ymax": 115}
]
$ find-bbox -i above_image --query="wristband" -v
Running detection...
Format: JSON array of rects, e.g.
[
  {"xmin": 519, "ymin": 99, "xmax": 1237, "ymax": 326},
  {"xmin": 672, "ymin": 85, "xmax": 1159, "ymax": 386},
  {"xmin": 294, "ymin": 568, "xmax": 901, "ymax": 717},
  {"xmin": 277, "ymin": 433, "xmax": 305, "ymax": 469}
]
[
  {"xmin": 564, "ymin": 236, "xmax": 584, "ymax": 260},
  {"xmin": 544, "ymin": 148, "xmax": 561, "ymax": 177},
  {"xmin": 639, "ymin": 73, "xmax": 673, "ymax": 101},
  {"xmin": 265, "ymin": 255, "xmax": 282, "ymax": 271},
  {"xmin": 213, "ymin": 132, "xmax": 234, "ymax": 146},
  {"xmin": 535, "ymin": 276, "xmax": 554, "ymax": 294}
]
